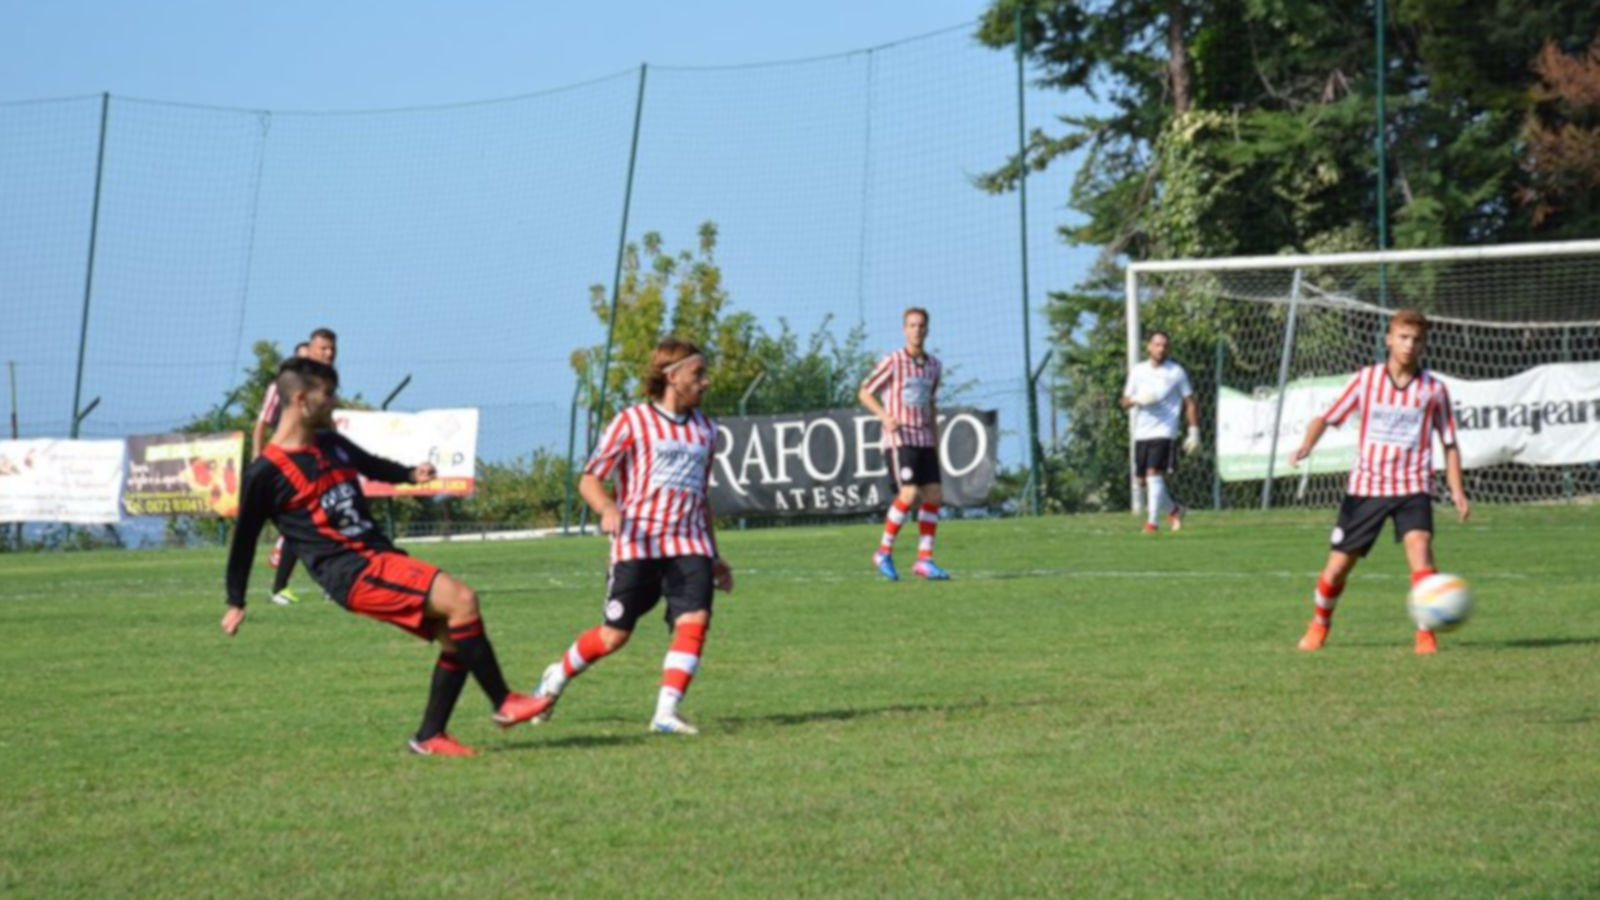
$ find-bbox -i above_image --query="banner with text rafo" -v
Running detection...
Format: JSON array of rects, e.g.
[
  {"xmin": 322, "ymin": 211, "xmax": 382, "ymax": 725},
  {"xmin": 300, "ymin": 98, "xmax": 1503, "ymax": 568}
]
[
  {"xmin": 1216, "ymin": 361, "xmax": 1600, "ymax": 481},
  {"xmin": 331, "ymin": 409, "xmax": 478, "ymax": 497},
  {"xmin": 708, "ymin": 408, "xmax": 998, "ymax": 516}
]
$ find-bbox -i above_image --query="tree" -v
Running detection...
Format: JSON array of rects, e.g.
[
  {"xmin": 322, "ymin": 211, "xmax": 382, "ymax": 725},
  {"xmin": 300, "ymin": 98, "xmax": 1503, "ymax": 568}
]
[
  {"xmin": 571, "ymin": 222, "xmax": 877, "ymax": 423},
  {"xmin": 1521, "ymin": 31, "xmax": 1600, "ymax": 236},
  {"xmin": 976, "ymin": 1, "xmax": 1600, "ymax": 509}
]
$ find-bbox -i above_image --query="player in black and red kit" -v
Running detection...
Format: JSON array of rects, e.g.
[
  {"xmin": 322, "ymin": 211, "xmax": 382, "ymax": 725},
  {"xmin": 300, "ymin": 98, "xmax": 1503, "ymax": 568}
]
[{"xmin": 223, "ymin": 357, "xmax": 549, "ymax": 756}]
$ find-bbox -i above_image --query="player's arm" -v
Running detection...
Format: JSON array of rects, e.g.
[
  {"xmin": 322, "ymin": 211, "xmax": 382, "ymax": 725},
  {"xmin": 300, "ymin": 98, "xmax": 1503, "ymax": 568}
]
[
  {"xmin": 702, "ymin": 491, "xmax": 734, "ymax": 594},
  {"xmin": 1295, "ymin": 371, "xmax": 1362, "ymax": 466},
  {"xmin": 1435, "ymin": 387, "xmax": 1470, "ymax": 522},
  {"xmin": 1290, "ymin": 417, "xmax": 1329, "ymax": 467},
  {"xmin": 333, "ymin": 433, "xmax": 430, "ymax": 485},
  {"xmin": 579, "ymin": 473, "xmax": 622, "ymax": 536},
  {"xmin": 221, "ymin": 463, "xmax": 277, "ymax": 634},
  {"xmin": 250, "ymin": 419, "xmax": 268, "ymax": 460},
  {"xmin": 1181, "ymin": 373, "xmax": 1200, "ymax": 452},
  {"xmin": 859, "ymin": 357, "xmax": 898, "ymax": 433},
  {"xmin": 1119, "ymin": 373, "xmax": 1154, "ymax": 410},
  {"xmin": 579, "ymin": 412, "xmax": 633, "ymax": 537}
]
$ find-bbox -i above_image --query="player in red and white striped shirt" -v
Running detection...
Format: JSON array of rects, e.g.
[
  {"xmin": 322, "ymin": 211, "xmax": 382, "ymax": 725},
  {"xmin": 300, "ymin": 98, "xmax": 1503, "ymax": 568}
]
[
  {"xmin": 1289, "ymin": 309, "xmax": 1471, "ymax": 655},
  {"xmin": 252, "ymin": 339, "xmax": 312, "ymax": 606},
  {"xmin": 530, "ymin": 338, "xmax": 734, "ymax": 735},
  {"xmin": 859, "ymin": 307, "xmax": 950, "ymax": 581}
]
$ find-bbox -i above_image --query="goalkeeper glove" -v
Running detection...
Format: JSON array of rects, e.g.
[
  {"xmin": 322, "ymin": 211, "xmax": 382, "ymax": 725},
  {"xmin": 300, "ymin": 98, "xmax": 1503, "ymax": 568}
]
[{"xmin": 1182, "ymin": 426, "xmax": 1201, "ymax": 454}]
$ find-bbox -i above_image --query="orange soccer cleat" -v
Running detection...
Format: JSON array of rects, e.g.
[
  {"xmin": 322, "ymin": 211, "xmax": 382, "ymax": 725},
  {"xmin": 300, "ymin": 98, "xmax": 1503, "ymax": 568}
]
[
  {"xmin": 408, "ymin": 733, "xmax": 477, "ymax": 757},
  {"xmin": 1142, "ymin": 523, "xmax": 1159, "ymax": 534},
  {"xmin": 1414, "ymin": 630, "xmax": 1438, "ymax": 655},
  {"xmin": 1297, "ymin": 622, "xmax": 1329, "ymax": 651},
  {"xmin": 492, "ymin": 691, "xmax": 554, "ymax": 729}
]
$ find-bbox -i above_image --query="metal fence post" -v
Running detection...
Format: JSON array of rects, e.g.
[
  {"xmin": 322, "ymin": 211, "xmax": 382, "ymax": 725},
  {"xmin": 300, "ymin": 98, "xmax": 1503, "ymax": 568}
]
[
  {"xmin": 1261, "ymin": 268, "xmax": 1304, "ymax": 509},
  {"xmin": 71, "ymin": 93, "xmax": 111, "ymax": 438}
]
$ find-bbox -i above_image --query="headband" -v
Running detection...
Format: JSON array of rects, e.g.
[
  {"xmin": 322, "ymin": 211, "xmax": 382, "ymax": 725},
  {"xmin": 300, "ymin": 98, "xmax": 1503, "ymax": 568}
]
[{"xmin": 662, "ymin": 353, "xmax": 704, "ymax": 374}]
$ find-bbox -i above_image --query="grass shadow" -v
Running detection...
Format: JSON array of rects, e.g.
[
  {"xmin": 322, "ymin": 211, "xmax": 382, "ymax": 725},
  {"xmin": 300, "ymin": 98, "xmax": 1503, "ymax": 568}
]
[{"xmin": 1476, "ymin": 636, "xmax": 1600, "ymax": 649}]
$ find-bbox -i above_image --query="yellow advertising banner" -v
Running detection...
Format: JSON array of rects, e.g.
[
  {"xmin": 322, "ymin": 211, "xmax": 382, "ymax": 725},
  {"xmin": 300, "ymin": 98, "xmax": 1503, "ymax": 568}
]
[{"xmin": 123, "ymin": 432, "xmax": 245, "ymax": 517}]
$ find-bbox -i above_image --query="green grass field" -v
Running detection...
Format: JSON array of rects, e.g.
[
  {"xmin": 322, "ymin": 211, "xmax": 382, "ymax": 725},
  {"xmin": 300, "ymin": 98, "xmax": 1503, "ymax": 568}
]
[{"xmin": 2, "ymin": 506, "xmax": 1597, "ymax": 897}]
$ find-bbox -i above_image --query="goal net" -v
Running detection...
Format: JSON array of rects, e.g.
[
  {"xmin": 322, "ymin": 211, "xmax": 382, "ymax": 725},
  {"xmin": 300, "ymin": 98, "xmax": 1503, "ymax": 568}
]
[{"xmin": 1126, "ymin": 240, "xmax": 1600, "ymax": 510}]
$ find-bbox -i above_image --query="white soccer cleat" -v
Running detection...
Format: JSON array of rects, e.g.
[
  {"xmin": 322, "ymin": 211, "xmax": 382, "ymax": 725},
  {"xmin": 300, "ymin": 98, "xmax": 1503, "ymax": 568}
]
[
  {"xmin": 529, "ymin": 662, "xmax": 565, "ymax": 724},
  {"xmin": 649, "ymin": 713, "xmax": 700, "ymax": 736}
]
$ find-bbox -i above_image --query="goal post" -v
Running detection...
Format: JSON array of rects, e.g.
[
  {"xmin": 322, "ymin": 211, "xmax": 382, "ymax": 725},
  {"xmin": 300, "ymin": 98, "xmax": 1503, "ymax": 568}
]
[{"xmin": 1125, "ymin": 239, "xmax": 1600, "ymax": 513}]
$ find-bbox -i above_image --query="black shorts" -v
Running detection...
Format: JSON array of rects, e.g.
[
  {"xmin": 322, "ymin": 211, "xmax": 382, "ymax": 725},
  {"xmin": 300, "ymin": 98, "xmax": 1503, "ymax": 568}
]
[
  {"xmin": 1134, "ymin": 439, "xmax": 1177, "ymax": 475},
  {"xmin": 604, "ymin": 556, "xmax": 714, "ymax": 631},
  {"xmin": 891, "ymin": 445, "xmax": 941, "ymax": 488},
  {"xmin": 1330, "ymin": 494, "xmax": 1434, "ymax": 556}
]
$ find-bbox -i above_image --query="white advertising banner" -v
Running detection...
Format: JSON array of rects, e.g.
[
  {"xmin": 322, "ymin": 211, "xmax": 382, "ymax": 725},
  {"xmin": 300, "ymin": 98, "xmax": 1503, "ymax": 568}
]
[
  {"xmin": 1217, "ymin": 361, "xmax": 1600, "ymax": 481},
  {"xmin": 330, "ymin": 408, "xmax": 479, "ymax": 497},
  {"xmin": 0, "ymin": 439, "xmax": 127, "ymax": 523}
]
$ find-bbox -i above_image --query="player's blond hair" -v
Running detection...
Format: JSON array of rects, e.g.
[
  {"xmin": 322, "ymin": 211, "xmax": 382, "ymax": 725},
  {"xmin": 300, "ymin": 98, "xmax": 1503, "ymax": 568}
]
[{"xmin": 644, "ymin": 338, "xmax": 704, "ymax": 400}]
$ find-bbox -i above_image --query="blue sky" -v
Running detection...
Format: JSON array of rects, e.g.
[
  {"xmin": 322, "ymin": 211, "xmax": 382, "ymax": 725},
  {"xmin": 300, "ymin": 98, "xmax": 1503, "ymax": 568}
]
[{"xmin": 2, "ymin": 1, "xmax": 1098, "ymax": 467}]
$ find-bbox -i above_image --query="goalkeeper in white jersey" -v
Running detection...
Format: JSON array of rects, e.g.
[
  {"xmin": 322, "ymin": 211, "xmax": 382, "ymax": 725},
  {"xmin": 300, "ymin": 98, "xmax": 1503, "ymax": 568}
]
[{"xmin": 1120, "ymin": 330, "xmax": 1201, "ymax": 532}]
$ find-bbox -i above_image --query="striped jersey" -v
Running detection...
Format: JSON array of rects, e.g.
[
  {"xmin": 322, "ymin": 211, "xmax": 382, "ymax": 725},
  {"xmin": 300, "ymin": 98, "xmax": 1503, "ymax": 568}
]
[
  {"xmin": 585, "ymin": 403, "xmax": 718, "ymax": 563},
  {"xmin": 1322, "ymin": 364, "xmax": 1459, "ymax": 497},
  {"xmin": 862, "ymin": 348, "xmax": 942, "ymax": 448},
  {"xmin": 257, "ymin": 383, "xmax": 282, "ymax": 427}
]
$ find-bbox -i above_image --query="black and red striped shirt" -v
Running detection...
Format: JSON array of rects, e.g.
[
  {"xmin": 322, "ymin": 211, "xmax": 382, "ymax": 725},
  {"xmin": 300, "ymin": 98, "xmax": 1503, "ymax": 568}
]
[{"xmin": 225, "ymin": 431, "xmax": 417, "ymax": 607}]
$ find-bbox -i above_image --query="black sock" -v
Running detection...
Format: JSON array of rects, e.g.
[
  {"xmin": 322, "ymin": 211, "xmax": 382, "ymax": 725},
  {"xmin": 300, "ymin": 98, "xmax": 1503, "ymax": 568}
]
[
  {"xmin": 271, "ymin": 545, "xmax": 298, "ymax": 593},
  {"xmin": 416, "ymin": 652, "xmax": 468, "ymax": 740},
  {"xmin": 448, "ymin": 618, "xmax": 510, "ymax": 709}
]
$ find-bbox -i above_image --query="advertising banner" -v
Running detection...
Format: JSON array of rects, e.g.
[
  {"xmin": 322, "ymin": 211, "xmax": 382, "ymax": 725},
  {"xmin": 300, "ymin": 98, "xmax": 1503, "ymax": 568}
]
[
  {"xmin": 123, "ymin": 431, "xmax": 245, "ymax": 517},
  {"xmin": 1216, "ymin": 361, "xmax": 1600, "ymax": 481},
  {"xmin": 0, "ymin": 439, "xmax": 126, "ymax": 523},
  {"xmin": 708, "ymin": 407, "xmax": 998, "ymax": 516},
  {"xmin": 332, "ymin": 408, "xmax": 478, "ymax": 496}
]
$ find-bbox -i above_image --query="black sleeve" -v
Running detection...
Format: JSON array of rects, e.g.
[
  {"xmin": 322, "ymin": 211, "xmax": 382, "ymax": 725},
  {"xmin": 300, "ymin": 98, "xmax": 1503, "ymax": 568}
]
[
  {"xmin": 330, "ymin": 432, "xmax": 416, "ymax": 485},
  {"xmin": 225, "ymin": 461, "xmax": 279, "ymax": 608}
]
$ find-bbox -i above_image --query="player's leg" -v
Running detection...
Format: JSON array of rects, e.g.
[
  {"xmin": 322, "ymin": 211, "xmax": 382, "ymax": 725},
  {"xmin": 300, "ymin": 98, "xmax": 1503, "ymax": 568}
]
[
  {"xmin": 423, "ymin": 569, "xmax": 548, "ymax": 728},
  {"xmin": 269, "ymin": 538, "xmax": 301, "ymax": 605},
  {"xmin": 1395, "ymin": 495, "xmax": 1440, "ymax": 654},
  {"xmin": 652, "ymin": 557, "xmax": 714, "ymax": 734},
  {"xmin": 911, "ymin": 477, "xmax": 950, "ymax": 580},
  {"xmin": 874, "ymin": 452, "xmax": 919, "ymax": 580},
  {"xmin": 411, "ymin": 622, "xmax": 474, "ymax": 756},
  {"xmin": 1299, "ymin": 496, "xmax": 1381, "ymax": 650},
  {"xmin": 267, "ymin": 535, "xmax": 299, "ymax": 605},
  {"xmin": 532, "ymin": 560, "xmax": 655, "ymax": 721},
  {"xmin": 1163, "ymin": 447, "xmax": 1186, "ymax": 532}
]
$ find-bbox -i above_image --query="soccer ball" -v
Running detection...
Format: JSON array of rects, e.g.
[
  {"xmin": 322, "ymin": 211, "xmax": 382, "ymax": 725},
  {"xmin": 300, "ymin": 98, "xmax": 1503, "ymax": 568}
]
[{"xmin": 1407, "ymin": 573, "xmax": 1473, "ymax": 632}]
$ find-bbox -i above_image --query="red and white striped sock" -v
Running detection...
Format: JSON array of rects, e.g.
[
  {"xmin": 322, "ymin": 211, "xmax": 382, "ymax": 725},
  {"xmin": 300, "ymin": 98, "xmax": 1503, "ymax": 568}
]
[
  {"xmin": 560, "ymin": 625, "xmax": 614, "ymax": 682},
  {"xmin": 656, "ymin": 621, "xmax": 707, "ymax": 720},
  {"xmin": 1313, "ymin": 577, "xmax": 1344, "ymax": 627},
  {"xmin": 878, "ymin": 499, "xmax": 911, "ymax": 555},
  {"xmin": 916, "ymin": 503, "xmax": 939, "ymax": 561}
]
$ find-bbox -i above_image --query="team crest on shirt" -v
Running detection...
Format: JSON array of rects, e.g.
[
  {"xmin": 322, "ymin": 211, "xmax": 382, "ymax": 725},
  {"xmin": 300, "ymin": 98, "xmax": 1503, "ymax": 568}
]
[{"xmin": 649, "ymin": 438, "xmax": 708, "ymax": 492}]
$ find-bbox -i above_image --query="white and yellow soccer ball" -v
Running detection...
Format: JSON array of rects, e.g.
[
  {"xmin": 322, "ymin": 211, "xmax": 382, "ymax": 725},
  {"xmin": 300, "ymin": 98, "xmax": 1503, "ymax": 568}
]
[{"xmin": 1407, "ymin": 572, "xmax": 1473, "ymax": 632}]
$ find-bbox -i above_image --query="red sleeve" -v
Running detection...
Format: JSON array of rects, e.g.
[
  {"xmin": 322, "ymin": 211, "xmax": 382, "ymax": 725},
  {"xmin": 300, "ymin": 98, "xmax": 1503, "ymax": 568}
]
[
  {"xmin": 584, "ymin": 410, "xmax": 634, "ymax": 479},
  {"xmin": 1322, "ymin": 370, "xmax": 1364, "ymax": 426}
]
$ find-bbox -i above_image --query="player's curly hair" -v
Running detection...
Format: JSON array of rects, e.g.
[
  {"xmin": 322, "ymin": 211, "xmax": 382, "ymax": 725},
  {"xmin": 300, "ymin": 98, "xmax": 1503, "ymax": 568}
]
[{"xmin": 644, "ymin": 338, "xmax": 704, "ymax": 400}]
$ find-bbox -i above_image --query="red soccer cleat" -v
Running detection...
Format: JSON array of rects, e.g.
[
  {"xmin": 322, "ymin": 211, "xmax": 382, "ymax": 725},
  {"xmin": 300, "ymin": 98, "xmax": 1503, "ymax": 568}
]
[
  {"xmin": 492, "ymin": 691, "xmax": 554, "ymax": 729},
  {"xmin": 1414, "ymin": 630, "xmax": 1438, "ymax": 655},
  {"xmin": 408, "ymin": 733, "xmax": 477, "ymax": 757},
  {"xmin": 1298, "ymin": 622, "xmax": 1329, "ymax": 651},
  {"xmin": 1142, "ymin": 522, "xmax": 1158, "ymax": 533}
]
